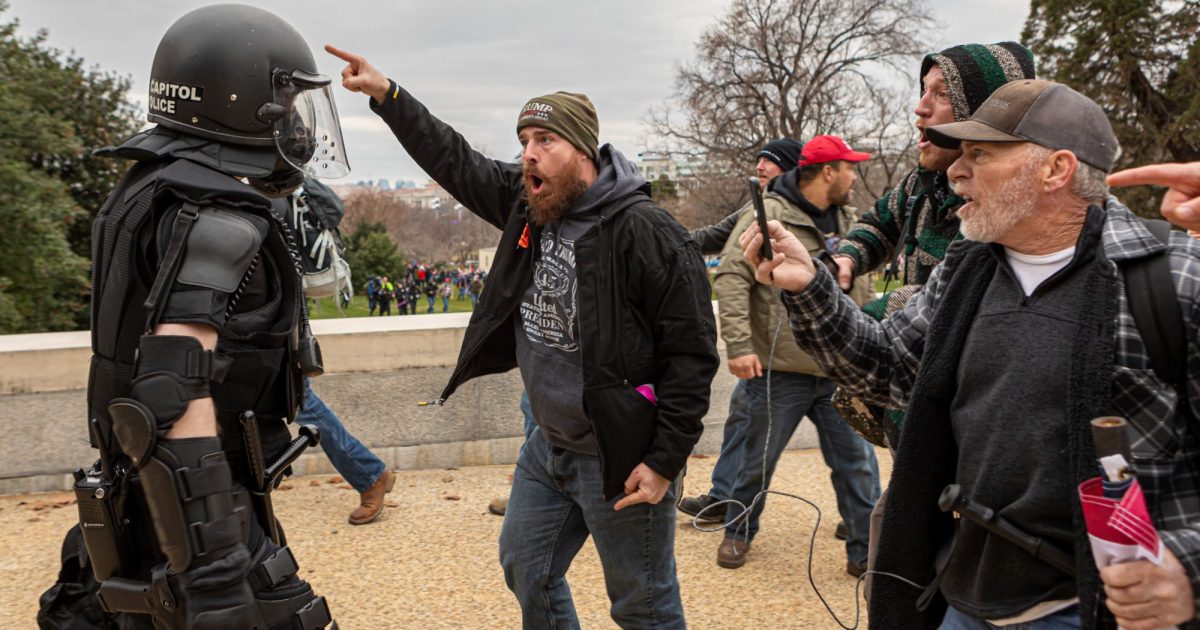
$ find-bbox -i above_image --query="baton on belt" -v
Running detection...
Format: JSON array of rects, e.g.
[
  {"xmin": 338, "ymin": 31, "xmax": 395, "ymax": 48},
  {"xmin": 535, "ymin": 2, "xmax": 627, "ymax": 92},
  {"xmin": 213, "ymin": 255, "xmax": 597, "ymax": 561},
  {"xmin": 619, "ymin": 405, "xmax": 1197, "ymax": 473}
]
[
  {"xmin": 241, "ymin": 411, "xmax": 320, "ymax": 545},
  {"xmin": 265, "ymin": 424, "xmax": 320, "ymax": 488},
  {"xmin": 939, "ymin": 484, "xmax": 1076, "ymax": 577}
]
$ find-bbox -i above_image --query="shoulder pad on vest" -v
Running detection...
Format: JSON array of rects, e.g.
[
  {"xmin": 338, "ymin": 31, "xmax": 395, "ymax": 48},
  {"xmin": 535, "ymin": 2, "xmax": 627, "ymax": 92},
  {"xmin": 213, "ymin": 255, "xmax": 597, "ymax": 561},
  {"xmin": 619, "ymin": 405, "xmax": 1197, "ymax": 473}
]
[{"xmin": 176, "ymin": 207, "xmax": 269, "ymax": 293}]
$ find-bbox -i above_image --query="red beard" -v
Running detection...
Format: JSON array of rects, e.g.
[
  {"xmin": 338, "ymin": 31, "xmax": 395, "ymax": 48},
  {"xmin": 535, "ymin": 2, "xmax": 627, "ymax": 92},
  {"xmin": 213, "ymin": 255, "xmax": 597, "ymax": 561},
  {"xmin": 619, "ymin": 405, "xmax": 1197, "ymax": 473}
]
[{"xmin": 523, "ymin": 160, "xmax": 588, "ymax": 226}]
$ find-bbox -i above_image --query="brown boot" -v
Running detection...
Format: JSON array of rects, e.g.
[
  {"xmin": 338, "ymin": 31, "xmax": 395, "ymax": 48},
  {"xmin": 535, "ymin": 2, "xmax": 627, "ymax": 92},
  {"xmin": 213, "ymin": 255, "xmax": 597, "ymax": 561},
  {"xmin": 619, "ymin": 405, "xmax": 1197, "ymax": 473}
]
[
  {"xmin": 349, "ymin": 470, "xmax": 395, "ymax": 525},
  {"xmin": 846, "ymin": 559, "xmax": 867, "ymax": 578},
  {"xmin": 717, "ymin": 536, "xmax": 750, "ymax": 569}
]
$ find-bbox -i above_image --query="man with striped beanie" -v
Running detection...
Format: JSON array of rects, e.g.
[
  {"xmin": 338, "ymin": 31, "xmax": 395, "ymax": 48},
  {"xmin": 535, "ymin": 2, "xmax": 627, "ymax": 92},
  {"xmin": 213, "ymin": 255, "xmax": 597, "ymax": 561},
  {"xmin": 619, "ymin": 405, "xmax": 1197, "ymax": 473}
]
[
  {"xmin": 827, "ymin": 41, "xmax": 1035, "ymax": 599},
  {"xmin": 833, "ymin": 42, "xmax": 1036, "ymax": 322}
]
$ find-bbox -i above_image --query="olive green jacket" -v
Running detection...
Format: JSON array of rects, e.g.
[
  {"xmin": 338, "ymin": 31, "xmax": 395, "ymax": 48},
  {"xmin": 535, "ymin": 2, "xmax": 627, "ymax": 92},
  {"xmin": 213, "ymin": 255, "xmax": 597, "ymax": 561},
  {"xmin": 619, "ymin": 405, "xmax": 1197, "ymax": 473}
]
[{"xmin": 713, "ymin": 193, "xmax": 873, "ymax": 375}]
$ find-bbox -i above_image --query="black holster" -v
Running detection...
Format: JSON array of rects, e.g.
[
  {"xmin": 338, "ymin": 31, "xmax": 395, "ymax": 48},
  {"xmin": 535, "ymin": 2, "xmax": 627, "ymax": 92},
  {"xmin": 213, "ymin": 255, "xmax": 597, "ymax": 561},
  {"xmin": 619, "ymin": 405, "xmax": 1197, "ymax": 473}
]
[{"xmin": 73, "ymin": 461, "xmax": 131, "ymax": 582}]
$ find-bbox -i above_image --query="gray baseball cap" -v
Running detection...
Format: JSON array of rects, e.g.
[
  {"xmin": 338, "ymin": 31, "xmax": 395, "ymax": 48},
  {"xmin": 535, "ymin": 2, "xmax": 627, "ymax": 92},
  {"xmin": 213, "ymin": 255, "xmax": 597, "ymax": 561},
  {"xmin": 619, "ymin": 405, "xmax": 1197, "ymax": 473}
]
[{"xmin": 925, "ymin": 79, "xmax": 1119, "ymax": 172}]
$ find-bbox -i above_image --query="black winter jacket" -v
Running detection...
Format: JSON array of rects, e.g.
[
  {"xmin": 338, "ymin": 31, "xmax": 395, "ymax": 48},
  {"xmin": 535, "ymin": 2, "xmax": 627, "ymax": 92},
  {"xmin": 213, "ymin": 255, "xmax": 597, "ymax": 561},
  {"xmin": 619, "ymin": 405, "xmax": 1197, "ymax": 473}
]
[{"xmin": 370, "ymin": 82, "xmax": 719, "ymax": 499}]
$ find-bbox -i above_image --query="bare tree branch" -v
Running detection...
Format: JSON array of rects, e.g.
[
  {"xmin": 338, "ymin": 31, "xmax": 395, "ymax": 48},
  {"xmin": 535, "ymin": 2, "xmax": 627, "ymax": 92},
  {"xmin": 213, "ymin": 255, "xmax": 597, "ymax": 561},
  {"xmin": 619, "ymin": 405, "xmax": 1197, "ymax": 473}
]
[{"xmin": 648, "ymin": 0, "xmax": 933, "ymax": 224}]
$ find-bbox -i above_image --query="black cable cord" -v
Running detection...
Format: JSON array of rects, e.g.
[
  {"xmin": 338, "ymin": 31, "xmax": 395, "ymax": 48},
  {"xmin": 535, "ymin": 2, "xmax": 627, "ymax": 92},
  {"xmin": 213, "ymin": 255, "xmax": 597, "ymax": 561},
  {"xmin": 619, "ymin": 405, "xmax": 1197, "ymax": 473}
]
[
  {"xmin": 768, "ymin": 487, "xmax": 927, "ymax": 629},
  {"xmin": 692, "ymin": 271, "xmax": 926, "ymax": 629}
]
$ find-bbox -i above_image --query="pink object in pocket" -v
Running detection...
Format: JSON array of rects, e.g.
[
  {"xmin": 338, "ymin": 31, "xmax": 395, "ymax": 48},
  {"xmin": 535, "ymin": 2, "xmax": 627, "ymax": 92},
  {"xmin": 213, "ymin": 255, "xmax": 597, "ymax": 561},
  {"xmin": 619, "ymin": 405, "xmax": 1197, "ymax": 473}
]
[{"xmin": 635, "ymin": 384, "xmax": 657, "ymax": 406}]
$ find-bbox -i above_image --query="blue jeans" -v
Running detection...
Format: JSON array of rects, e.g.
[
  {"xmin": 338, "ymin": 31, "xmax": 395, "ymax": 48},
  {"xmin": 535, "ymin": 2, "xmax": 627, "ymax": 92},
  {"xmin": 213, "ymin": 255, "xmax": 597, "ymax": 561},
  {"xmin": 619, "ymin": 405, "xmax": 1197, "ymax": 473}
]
[
  {"xmin": 499, "ymin": 428, "xmax": 685, "ymax": 629},
  {"xmin": 426, "ymin": 295, "xmax": 435, "ymax": 313},
  {"xmin": 295, "ymin": 379, "xmax": 387, "ymax": 493},
  {"xmin": 442, "ymin": 295, "xmax": 450, "ymax": 312},
  {"xmin": 706, "ymin": 379, "xmax": 751, "ymax": 501},
  {"xmin": 520, "ymin": 389, "xmax": 535, "ymax": 439},
  {"xmin": 940, "ymin": 605, "xmax": 1081, "ymax": 629},
  {"xmin": 725, "ymin": 372, "xmax": 880, "ymax": 566}
]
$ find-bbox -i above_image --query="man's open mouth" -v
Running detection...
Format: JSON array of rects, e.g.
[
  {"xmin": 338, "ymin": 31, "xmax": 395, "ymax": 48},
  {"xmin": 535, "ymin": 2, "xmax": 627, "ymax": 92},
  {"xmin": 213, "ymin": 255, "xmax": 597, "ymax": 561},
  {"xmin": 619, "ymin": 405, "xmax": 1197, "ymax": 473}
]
[
  {"xmin": 528, "ymin": 174, "xmax": 545, "ymax": 195},
  {"xmin": 956, "ymin": 191, "xmax": 976, "ymax": 212}
]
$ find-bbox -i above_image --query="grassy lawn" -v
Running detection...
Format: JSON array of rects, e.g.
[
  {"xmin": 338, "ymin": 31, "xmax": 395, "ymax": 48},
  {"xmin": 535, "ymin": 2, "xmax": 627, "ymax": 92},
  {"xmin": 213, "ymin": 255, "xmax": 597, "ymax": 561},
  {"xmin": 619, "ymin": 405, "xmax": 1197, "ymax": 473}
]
[
  {"xmin": 309, "ymin": 272, "xmax": 889, "ymax": 319},
  {"xmin": 306, "ymin": 294, "xmax": 479, "ymax": 319}
]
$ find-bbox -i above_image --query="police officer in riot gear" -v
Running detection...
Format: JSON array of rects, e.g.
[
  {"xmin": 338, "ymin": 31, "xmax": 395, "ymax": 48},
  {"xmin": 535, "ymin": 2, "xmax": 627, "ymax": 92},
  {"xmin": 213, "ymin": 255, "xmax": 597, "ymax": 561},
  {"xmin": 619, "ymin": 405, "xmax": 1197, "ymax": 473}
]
[{"xmin": 37, "ymin": 5, "xmax": 345, "ymax": 629}]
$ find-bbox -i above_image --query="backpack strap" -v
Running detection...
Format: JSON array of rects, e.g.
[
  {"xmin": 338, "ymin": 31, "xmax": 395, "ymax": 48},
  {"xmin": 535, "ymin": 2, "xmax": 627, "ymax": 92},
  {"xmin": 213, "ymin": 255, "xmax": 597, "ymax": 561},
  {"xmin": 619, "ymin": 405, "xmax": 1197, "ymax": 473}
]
[
  {"xmin": 1120, "ymin": 219, "xmax": 1187, "ymax": 388},
  {"xmin": 142, "ymin": 203, "xmax": 201, "ymax": 333}
]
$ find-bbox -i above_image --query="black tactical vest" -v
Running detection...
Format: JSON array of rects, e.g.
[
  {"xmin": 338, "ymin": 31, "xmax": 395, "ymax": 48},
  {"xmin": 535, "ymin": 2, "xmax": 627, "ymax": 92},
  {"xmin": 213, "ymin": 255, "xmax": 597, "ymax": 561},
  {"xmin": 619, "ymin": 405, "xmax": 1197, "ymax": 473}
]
[{"xmin": 88, "ymin": 157, "xmax": 305, "ymax": 459}]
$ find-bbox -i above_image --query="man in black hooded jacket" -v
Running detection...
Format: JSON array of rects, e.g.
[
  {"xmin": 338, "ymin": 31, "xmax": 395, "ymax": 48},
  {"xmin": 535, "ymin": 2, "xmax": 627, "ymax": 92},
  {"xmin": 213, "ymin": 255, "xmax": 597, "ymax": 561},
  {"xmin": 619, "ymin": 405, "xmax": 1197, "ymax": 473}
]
[{"xmin": 327, "ymin": 46, "xmax": 719, "ymax": 629}]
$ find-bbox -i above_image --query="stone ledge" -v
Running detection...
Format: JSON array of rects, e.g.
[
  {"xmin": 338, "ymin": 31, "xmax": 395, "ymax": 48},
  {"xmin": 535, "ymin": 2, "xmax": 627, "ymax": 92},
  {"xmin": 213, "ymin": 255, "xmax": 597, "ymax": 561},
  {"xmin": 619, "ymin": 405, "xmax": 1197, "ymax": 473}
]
[
  {"xmin": 0, "ymin": 436, "xmax": 526, "ymax": 496},
  {"xmin": 0, "ymin": 314, "xmax": 474, "ymax": 395},
  {"xmin": 0, "ymin": 302, "xmax": 823, "ymax": 498},
  {"xmin": 0, "ymin": 305, "xmax": 725, "ymax": 395},
  {"xmin": 0, "ymin": 418, "xmax": 817, "ymax": 495}
]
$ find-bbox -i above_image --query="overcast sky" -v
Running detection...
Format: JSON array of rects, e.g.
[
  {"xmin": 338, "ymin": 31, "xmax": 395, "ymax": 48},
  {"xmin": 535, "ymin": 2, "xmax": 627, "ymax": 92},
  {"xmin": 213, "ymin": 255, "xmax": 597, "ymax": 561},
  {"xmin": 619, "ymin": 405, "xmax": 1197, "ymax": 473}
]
[{"xmin": 9, "ymin": 0, "xmax": 1026, "ymax": 185}]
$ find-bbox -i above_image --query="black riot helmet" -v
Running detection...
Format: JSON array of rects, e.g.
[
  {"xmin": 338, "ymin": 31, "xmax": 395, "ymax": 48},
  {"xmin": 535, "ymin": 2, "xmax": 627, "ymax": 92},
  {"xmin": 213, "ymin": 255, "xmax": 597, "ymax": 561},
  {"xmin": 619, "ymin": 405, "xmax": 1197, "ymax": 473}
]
[{"xmin": 148, "ymin": 4, "xmax": 349, "ymax": 181}]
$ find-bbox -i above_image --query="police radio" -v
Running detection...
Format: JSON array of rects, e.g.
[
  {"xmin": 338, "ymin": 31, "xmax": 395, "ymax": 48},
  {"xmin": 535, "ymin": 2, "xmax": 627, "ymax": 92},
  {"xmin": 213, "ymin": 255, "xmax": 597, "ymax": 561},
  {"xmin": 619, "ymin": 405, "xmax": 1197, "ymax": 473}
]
[
  {"xmin": 73, "ymin": 419, "xmax": 130, "ymax": 581},
  {"xmin": 297, "ymin": 322, "xmax": 324, "ymax": 377}
]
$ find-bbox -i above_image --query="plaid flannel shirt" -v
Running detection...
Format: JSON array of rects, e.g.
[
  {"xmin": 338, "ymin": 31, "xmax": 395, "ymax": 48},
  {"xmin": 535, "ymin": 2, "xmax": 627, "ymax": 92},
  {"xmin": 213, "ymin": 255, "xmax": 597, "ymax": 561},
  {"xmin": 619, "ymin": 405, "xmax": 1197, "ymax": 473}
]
[{"xmin": 784, "ymin": 198, "xmax": 1200, "ymax": 617}]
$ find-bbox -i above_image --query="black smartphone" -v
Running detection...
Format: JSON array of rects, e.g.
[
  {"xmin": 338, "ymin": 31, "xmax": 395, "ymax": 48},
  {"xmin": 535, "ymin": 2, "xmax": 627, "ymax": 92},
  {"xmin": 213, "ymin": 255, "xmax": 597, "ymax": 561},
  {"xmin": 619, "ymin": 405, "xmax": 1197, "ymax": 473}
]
[{"xmin": 748, "ymin": 177, "xmax": 772, "ymax": 261}]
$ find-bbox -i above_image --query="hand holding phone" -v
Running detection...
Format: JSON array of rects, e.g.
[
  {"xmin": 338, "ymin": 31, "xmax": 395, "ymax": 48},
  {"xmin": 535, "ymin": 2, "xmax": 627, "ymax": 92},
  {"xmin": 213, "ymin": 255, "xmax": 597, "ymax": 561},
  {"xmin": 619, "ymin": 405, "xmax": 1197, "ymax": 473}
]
[{"xmin": 748, "ymin": 177, "xmax": 772, "ymax": 261}]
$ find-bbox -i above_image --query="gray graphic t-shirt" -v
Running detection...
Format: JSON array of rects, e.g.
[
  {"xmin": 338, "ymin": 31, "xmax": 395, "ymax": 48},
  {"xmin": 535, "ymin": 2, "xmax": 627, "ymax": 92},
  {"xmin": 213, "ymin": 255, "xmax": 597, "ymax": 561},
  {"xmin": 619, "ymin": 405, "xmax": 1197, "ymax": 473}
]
[
  {"xmin": 521, "ymin": 229, "xmax": 579, "ymax": 352},
  {"xmin": 514, "ymin": 216, "xmax": 598, "ymax": 453}
]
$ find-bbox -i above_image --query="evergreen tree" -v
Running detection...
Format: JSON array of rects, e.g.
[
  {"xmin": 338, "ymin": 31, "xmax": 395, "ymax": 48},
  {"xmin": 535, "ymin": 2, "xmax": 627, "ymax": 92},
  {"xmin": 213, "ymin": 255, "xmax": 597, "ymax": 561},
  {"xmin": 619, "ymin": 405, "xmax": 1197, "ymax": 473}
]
[
  {"xmin": 343, "ymin": 222, "xmax": 406, "ymax": 289},
  {"xmin": 0, "ymin": 2, "xmax": 140, "ymax": 332},
  {"xmin": 1024, "ymin": 0, "xmax": 1200, "ymax": 217}
]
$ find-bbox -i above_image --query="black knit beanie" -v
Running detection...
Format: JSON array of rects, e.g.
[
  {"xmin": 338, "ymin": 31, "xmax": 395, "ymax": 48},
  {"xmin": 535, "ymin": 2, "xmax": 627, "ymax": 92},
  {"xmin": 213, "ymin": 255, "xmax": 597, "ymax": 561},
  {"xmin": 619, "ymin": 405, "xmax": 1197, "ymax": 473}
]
[
  {"xmin": 757, "ymin": 138, "xmax": 804, "ymax": 171},
  {"xmin": 516, "ymin": 91, "xmax": 600, "ymax": 163},
  {"xmin": 920, "ymin": 42, "xmax": 1037, "ymax": 121}
]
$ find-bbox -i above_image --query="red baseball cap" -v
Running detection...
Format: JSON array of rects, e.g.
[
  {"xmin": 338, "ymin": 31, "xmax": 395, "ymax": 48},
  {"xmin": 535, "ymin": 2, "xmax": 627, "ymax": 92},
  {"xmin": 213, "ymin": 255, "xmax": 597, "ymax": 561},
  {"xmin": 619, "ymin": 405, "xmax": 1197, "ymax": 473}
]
[{"xmin": 798, "ymin": 135, "xmax": 872, "ymax": 166}]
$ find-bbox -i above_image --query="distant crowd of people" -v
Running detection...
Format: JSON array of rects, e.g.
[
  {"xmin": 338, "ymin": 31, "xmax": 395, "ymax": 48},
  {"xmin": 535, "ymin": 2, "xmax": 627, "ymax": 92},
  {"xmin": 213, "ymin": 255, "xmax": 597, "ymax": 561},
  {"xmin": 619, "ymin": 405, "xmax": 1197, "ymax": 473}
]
[{"xmin": 365, "ymin": 263, "xmax": 487, "ymax": 315}]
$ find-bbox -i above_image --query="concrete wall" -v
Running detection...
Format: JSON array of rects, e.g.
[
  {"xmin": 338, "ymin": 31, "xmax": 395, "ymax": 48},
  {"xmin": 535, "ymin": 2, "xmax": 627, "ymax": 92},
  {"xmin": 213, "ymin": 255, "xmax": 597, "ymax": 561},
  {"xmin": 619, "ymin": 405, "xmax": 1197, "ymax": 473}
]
[
  {"xmin": 0, "ymin": 314, "xmax": 476, "ymax": 395},
  {"xmin": 0, "ymin": 331, "xmax": 91, "ymax": 395},
  {"xmin": 0, "ymin": 309, "xmax": 820, "ymax": 494}
]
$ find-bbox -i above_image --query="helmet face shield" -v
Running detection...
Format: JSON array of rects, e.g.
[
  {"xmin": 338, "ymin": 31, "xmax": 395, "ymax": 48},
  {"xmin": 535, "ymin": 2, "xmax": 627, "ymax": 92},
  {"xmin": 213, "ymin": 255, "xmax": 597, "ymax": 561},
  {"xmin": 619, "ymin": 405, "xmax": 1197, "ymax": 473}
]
[{"xmin": 273, "ymin": 80, "xmax": 350, "ymax": 178}]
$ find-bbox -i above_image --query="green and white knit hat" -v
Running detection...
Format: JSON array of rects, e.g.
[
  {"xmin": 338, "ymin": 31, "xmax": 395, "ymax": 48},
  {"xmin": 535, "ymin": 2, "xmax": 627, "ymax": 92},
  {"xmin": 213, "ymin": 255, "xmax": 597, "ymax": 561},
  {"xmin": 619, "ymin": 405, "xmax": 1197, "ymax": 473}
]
[{"xmin": 920, "ymin": 42, "xmax": 1037, "ymax": 122}]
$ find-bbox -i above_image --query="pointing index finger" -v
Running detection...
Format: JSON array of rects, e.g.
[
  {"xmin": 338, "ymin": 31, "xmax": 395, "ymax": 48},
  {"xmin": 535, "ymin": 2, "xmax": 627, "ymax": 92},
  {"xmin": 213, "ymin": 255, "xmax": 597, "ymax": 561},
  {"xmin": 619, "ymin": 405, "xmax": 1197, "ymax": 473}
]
[
  {"xmin": 1108, "ymin": 163, "xmax": 1196, "ymax": 188},
  {"xmin": 324, "ymin": 44, "xmax": 360, "ymax": 66}
]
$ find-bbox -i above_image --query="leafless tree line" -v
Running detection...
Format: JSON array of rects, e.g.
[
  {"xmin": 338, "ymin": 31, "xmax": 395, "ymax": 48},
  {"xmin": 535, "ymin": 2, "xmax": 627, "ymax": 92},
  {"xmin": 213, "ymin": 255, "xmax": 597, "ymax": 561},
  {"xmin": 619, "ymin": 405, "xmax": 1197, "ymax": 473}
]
[
  {"xmin": 341, "ymin": 188, "xmax": 500, "ymax": 263},
  {"xmin": 649, "ymin": 0, "xmax": 934, "ymax": 227}
]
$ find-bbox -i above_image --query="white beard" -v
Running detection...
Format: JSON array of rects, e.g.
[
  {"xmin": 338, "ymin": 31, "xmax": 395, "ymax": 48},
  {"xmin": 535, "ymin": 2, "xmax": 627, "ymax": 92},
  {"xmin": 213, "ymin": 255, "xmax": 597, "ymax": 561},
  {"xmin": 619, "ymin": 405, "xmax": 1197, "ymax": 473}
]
[{"xmin": 957, "ymin": 162, "xmax": 1041, "ymax": 243}]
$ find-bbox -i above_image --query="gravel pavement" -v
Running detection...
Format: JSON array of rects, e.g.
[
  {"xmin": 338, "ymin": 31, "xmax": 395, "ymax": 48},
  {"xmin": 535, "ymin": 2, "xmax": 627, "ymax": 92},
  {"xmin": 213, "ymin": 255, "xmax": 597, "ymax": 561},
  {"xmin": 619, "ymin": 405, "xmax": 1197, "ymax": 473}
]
[{"xmin": 0, "ymin": 448, "xmax": 889, "ymax": 629}]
